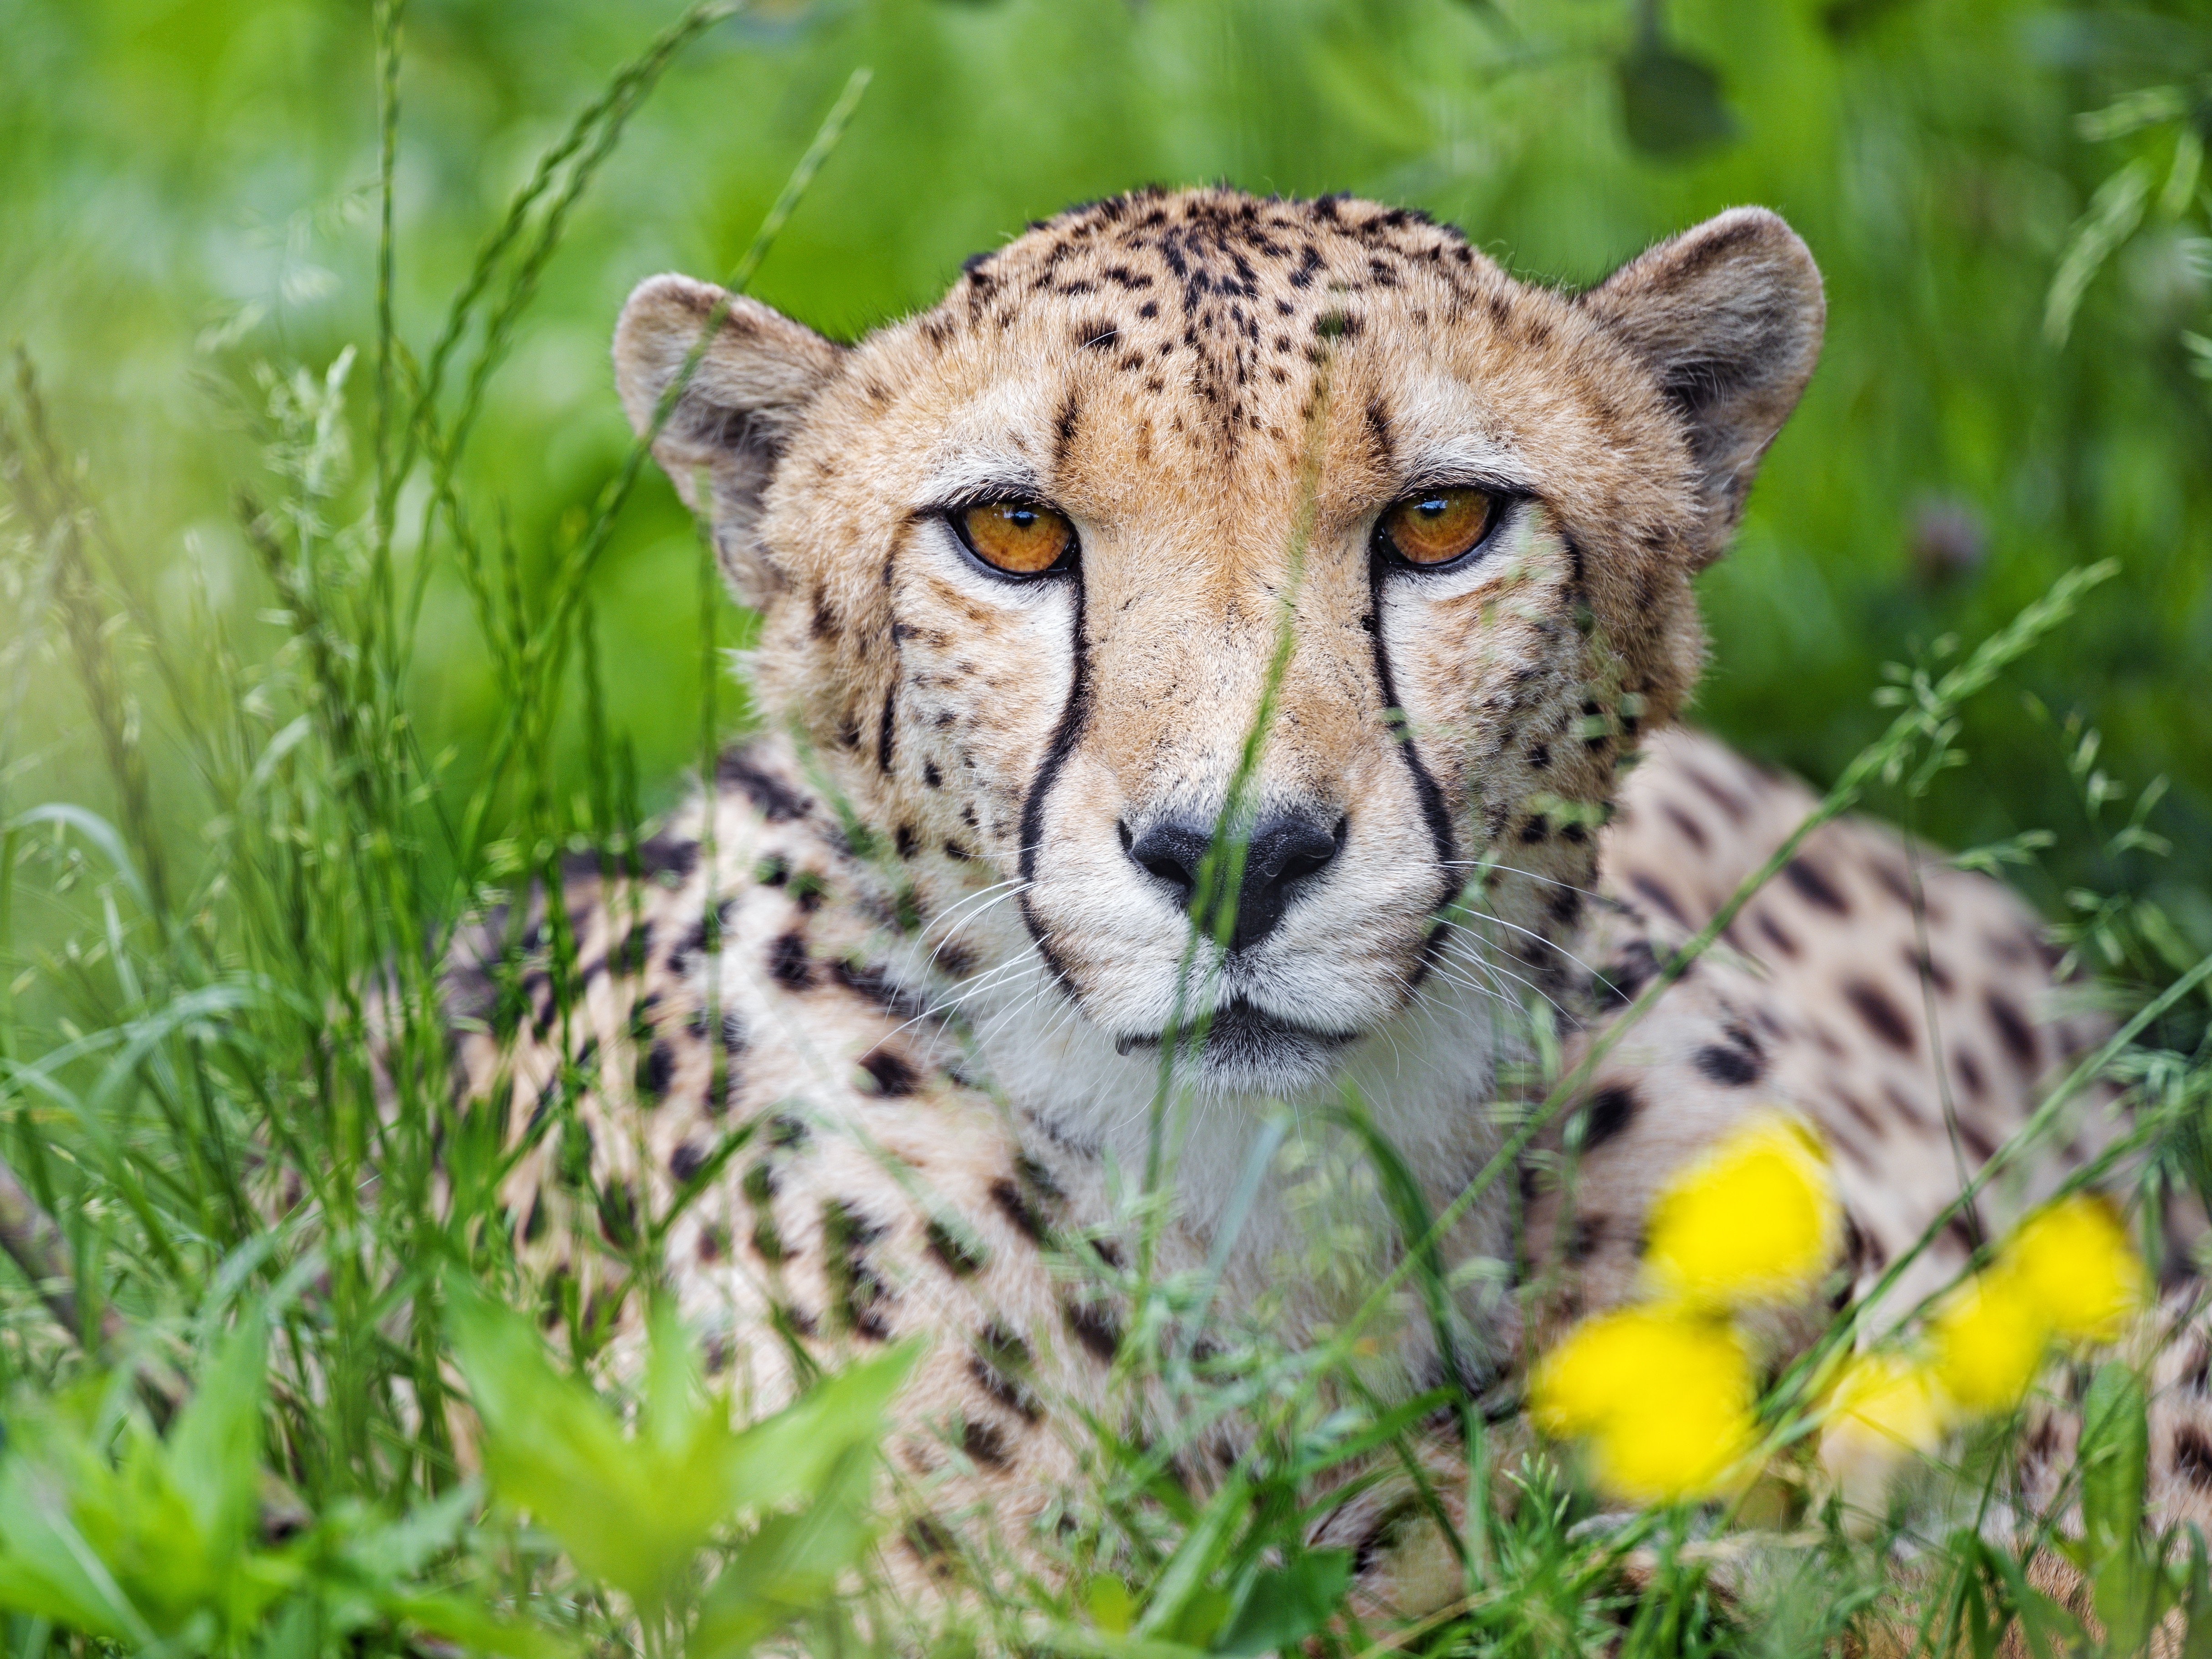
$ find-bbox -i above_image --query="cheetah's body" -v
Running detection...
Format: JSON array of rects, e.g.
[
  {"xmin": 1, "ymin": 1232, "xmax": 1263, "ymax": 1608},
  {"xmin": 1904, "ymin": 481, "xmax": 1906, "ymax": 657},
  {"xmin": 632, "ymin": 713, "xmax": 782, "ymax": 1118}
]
[{"xmin": 442, "ymin": 188, "xmax": 2189, "ymax": 1610}]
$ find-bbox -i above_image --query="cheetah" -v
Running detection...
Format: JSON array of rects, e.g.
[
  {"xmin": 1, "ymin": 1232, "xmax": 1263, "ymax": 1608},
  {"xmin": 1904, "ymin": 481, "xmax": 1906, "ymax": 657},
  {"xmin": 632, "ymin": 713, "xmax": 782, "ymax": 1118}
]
[{"xmin": 435, "ymin": 187, "xmax": 2205, "ymax": 1620}]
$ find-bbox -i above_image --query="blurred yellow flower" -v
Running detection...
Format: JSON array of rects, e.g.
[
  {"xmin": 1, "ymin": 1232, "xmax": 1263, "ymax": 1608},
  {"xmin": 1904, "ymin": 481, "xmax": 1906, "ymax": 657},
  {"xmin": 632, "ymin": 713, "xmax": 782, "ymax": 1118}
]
[
  {"xmin": 1644, "ymin": 1111, "xmax": 1842, "ymax": 1310},
  {"xmin": 1530, "ymin": 1306, "xmax": 1757, "ymax": 1504},
  {"xmin": 1818, "ymin": 1352, "xmax": 1951, "ymax": 1520},
  {"xmin": 1826, "ymin": 1351, "xmax": 1949, "ymax": 1454},
  {"xmin": 2006, "ymin": 1195, "xmax": 2142, "ymax": 1343},
  {"xmin": 1928, "ymin": 1268, "xmax": 2048, "ymax": 1413},
  {"xmin": 1924, "ymin": 1197, "xmax": 2144, "ymax": 1413}
]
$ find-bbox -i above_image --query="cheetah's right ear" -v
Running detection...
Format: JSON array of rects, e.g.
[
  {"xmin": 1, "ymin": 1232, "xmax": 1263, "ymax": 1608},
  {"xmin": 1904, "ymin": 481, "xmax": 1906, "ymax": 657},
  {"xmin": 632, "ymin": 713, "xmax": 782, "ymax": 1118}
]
[{"xmin": 613, "ymin": 273, "xmax": 843, "ymax": 607}]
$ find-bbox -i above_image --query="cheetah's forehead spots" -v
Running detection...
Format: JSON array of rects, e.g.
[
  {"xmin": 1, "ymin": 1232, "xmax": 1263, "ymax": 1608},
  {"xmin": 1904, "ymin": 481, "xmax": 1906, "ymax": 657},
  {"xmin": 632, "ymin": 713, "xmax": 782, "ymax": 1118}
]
[{"xmin": 884, "ymin": 188, "xmax": 1593, "ymax": 480}]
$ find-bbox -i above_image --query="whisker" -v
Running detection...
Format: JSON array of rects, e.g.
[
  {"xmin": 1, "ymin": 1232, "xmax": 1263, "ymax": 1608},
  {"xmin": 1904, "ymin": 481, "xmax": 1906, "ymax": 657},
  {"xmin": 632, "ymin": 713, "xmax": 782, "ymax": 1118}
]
[{"xmin": 1444, "ymin": 907, "xmax": 1607, "ymax": 985}]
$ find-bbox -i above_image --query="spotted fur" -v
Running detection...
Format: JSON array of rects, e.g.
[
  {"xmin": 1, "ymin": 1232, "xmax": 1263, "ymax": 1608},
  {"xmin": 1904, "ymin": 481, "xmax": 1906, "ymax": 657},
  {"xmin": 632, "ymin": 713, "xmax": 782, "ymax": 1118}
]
[{"xmin": 436, "ymin": 188, "xmax": 2184, "ymax": 1616}]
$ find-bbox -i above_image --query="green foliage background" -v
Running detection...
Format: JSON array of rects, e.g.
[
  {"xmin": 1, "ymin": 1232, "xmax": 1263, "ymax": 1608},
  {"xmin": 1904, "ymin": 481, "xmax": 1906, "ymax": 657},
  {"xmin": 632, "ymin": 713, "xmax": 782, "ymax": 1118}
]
[
  {"xmin": 2, "ymin": 5, "xmax": 2211, "ymax": 1653},
  {"xmin": 4, "ymin": 0, "xmax": 2209, "ymax": 922}
]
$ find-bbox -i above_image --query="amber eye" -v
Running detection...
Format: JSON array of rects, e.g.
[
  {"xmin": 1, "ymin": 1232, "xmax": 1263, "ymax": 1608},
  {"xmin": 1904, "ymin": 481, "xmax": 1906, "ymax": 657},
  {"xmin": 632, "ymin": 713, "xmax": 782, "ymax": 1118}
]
[
  {"xmin": 1378, "ymin": 487, "xmax": 1500, "ymax": 569},
  {"xmin": 952, "ymin": 500, "xmax": 1077, "ymax": 576}
]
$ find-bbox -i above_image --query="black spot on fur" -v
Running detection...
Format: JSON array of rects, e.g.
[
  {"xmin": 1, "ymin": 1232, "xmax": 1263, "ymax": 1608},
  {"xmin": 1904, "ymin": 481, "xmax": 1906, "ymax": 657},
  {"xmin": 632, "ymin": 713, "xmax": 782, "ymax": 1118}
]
[
  {"xmin": 926, "ymin": 1216, "xmax": 988, "ymax": 1277},
  {"xmin": 639, "ymin": 1039, "xmax": 676, "ymax": 1099},
  {"xmin": 1582, "ymin": 1085, "xmax": 1639, "ymax": 1149},
  {"xmin": 903, "ymin": 1517, "xmax": 954, "ymax": 1568},
  {"xmin": 719, "ymin": 747, "xmax": 810, "ymax": 822},
  {"xmin": 1568, "ymin": 1215, "xmax": 1604, "ymax": 1263},
  {"xmin": 990, "ymin": 1177, "xmax": 1043, "ymax": 1242},
  {"xmin": 1843, "ymin": 977, "xmax": 1916, "ymax": 1052},
  {"xmin": 961, "ymin": 1417, "xmax": 1012, "ymax": 1468},
  {"xmin": 1628, "ymin": 872, "xmax": 1689, "ymax": 927},
  {"xmin": 1984, "ymin": 988, "xmax": 2039, "ymax": 1070},
  {"xmin": 597, "ymin": 1181, "xmax": 638, "ymax": 1248},
  {"xmin": 1064, "ymin": 1298, "xmax": 1121, "ymax": 1363},
  {"xmin": 769, "ymin": 930, "xmax": 815, "ymax": 990},
  {"xmin": 1694, "ymin": 1043, "xmax": 1762, "ymax": 1086},
  {"xmin": 1755, "ymin": 910, "xmax": 1800, "ymax": 959},
  {"xmin": 829, "ymin": 957, "xmax": 930, "ymax": 1022},
  {"xmin": 670, "ymin": 1141, "xmax": 707, "ymax": 1183},
  {"xmin": 1593, "ymin": 940, "xmax": 1658, "ymax": 1010},
  {"xmin": 613, "ymin": 925, "xmax": 648, "ymax": 976},
  {"xmin": 970, "ymin": 1322, "xmax": 1042, "ymax": 1420},
  {"xmin": 875, "ymin": 685, "xmax": 899, "ymax": 774},
  {"xmin": 1955, "ymin": 1046, "xmax": 1988, "ymax": 1099},
  {"xmin": 636, "ymin": 832, "xmax": 699, "ymax": 880},
  {"xmin": 1782, "ymin": 856, "xmax": 1850, "ymax": 914},
  {"xmin": 856, "ymin": 1044, "xmax": 920, "ymax": 1098},
  {"xmin": 1051, "ymin": 390, "xmax": 1082, "ymax": 472},
  {"xmin": 824, "ymin": 1199, "xmax": 895, "ymax": 1340}
]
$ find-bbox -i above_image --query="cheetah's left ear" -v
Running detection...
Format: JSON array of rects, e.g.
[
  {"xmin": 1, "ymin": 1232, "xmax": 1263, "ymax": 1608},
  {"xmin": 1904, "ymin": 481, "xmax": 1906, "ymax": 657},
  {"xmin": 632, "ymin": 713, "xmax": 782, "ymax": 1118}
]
[
  {"xmin": 1580, "ymin": 208, "xmax": 1825, "ymax": 561},
  {"xmin": 614, "ymin": 273, "xmax": 845, "ymax": 607}
]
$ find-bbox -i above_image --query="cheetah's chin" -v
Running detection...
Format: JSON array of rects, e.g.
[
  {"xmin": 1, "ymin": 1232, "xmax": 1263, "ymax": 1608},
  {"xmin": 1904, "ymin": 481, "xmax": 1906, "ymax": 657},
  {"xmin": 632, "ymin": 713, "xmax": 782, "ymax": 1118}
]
[{"xmin": 1110, "ymin": 998, "xmax": 1362, "ymax": 1094}]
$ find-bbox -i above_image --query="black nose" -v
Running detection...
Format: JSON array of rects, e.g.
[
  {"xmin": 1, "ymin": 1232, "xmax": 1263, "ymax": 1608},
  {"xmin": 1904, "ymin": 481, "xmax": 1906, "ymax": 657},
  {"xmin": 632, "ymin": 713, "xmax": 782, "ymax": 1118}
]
[{"xmin": 1121, "ymin": 811, "xmax": 1346, "ymax": 952}]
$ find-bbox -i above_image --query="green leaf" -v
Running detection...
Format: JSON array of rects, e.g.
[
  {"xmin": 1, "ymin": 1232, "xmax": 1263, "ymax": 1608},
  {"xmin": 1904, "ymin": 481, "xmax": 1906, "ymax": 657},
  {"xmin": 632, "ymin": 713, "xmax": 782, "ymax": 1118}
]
[
  {"xmin": 1089, "ymin": 1575, "xmax": 1136, "ymax": 1635},
  {"xmin": 385, "ymin": 1590, "xmax": 570, "ymax": 1659},
  {"xmin": 165, "ymin": 1310, "xmax": 269, "ymax": 1564},
  {"xmin": 1135, "ymin": 1473, "xmax": 1249, "ymax": 1641},
  {"xmin": 2079, "ymin": 1360, "xmax": 2156, "ymax": 1653},
  {"xmin": 686, "ymin": 1446, "xmax": 879, "ymax": 1659},
  {"xmin": 1614, "ymin": 39, "xmax": 1735, "ymax": 158},
  {"xmin": 447, "ymin": 1281, "xmax": 914, "ymax": 1627},
  {"xmin": 1212, "ymin": 1550, "xmax": 1351, "ymax": 1657}
]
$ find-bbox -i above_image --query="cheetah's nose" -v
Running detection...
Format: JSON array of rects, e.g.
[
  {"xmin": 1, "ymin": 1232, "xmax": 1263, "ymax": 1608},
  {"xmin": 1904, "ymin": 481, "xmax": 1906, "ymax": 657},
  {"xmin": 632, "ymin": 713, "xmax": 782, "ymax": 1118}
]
[{"xmin": 1120, "ymin": 811, "xmax": 1347, "ymax": 952}]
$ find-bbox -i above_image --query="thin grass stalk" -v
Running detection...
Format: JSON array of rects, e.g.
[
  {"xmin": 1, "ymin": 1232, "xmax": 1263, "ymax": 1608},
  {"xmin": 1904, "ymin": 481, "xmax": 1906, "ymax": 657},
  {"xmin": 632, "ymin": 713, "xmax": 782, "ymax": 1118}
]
[
  {"xmin": 1140, "ymin": 330, "xmax": 1335, "ymax": 1206},
  {"xmin": 437, "ymin": 66, "xmax": 871, "ymax": 950},
  {"xmin": 401, "ymin": 0, "xmax": 750, "ymax": 682},
  {"xmin": 369, "ymin": 0, "xmax": 406, "ymax": 697}
]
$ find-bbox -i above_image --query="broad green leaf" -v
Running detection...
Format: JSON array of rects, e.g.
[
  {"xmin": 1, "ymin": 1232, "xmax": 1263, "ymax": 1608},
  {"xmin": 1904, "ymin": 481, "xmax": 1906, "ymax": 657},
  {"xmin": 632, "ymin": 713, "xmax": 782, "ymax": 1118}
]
[
  {"xmin": 447, "ymin": 1281, "xmax": 916, "ymax": 1625},
  {"xmin": 1614, "ymin": 39, "xmax": 1735, "ymax": 158},
  {"xmin": 165, "ymin": 1310, "xmax": 269, "ymax": 1564},
  {"xmin": 686, "ymin": 1447, "xmax": 878, "ymax": 1659},
  {"xmin": 1212, "ymin": 1550, "xmax": 1352, "ymax": 1657}
]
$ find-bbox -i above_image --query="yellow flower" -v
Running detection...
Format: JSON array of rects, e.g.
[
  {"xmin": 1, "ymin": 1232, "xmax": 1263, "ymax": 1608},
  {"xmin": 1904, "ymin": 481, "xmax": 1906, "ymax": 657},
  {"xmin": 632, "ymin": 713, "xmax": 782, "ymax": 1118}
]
[
  {"xmin": 1818, "ymin": 1352, "xmax": 1952, "ymax": 1519},
  {"xmin": 2004, "ymin": 1196, "xmax": 2142, "ymax": 1344},
  {"xmin": 1826, "ymin": 1351, "xmax": 1950, "ymax": 1454},
  {"xmin": 1928, "ymin": 1268, "xmax": 2049, "ymax": 1413},
  {"xmin": 1594, "ymin": 1381, "xmax": 1760, "ymax": 1506},
  {"xmin": 1643, "ymin": 1111, "xmax": 1843, "ymax": 1310},
  {"xmin": 1530, "ymin": 1307, "xmax": 1758, "ymax": 1504}
]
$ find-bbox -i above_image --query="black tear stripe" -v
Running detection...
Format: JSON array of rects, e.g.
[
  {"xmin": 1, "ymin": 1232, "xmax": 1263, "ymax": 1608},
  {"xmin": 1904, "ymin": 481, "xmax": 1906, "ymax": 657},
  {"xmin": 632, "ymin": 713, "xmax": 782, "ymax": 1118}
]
[
  {"xmin": 1366, "ymin": 554, "xmax": 1461, "ymax": 906},
  {"xmin": 1014, "ymin": 574, "xmax": 1092, "ymax": 992}
]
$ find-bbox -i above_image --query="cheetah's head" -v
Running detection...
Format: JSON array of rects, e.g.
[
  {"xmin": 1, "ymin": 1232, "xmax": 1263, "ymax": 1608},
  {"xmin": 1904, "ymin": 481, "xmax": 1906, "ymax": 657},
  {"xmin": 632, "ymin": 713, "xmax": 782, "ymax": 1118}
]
[{"xmin": 614, "ymin": 188, "xmax": 1821, "ymax": 1104}]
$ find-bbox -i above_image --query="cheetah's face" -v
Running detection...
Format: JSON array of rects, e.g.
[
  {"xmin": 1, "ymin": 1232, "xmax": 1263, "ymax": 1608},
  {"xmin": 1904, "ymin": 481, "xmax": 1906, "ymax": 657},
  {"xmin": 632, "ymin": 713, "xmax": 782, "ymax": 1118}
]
[{"xmin": 615, "ymin": 190, "xmax": 1821, "ymax": 1095}]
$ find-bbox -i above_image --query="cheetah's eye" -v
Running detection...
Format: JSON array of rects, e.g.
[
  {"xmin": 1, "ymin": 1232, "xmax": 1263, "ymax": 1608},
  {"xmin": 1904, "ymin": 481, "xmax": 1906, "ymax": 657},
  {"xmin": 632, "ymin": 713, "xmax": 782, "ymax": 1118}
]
[
  {"xmin": 1376, "ymin": 487, "xmax": 1501, "ymax": 570},
  {"xmin": 950, "ymin": 500, "xmax": 1078, "ymax": 577}
]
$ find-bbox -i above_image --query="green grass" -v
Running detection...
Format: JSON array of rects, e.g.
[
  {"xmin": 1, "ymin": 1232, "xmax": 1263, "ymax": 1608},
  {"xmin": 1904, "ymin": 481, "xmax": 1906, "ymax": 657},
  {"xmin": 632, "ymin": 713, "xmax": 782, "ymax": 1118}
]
[{"xmin": 0, "ymin": 1, "xmax": 2210, "ymax": 1654}]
